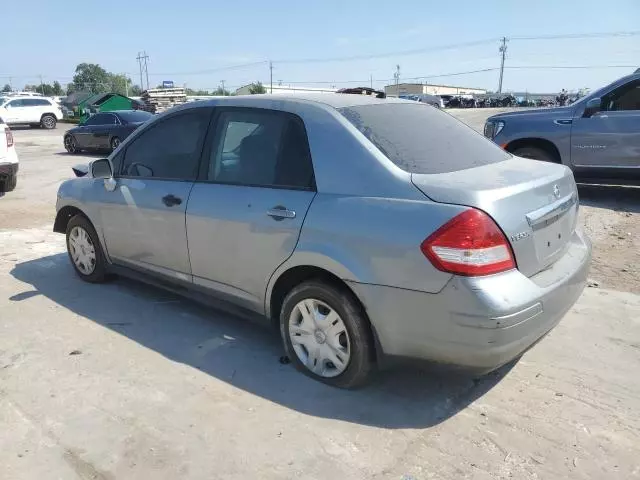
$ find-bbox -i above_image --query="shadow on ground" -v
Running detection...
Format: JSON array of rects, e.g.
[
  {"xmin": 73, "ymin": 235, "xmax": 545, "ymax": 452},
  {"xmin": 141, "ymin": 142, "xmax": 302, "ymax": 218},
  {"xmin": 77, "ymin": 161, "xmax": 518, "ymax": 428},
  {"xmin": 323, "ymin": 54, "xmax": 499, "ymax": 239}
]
[
  {"xmin": 578, "ymin": 184, "xmax": 640, "ymax": 213},
  {"xmin": 10, "ymin": 253, "xmax": 512, "ymax": 429}
]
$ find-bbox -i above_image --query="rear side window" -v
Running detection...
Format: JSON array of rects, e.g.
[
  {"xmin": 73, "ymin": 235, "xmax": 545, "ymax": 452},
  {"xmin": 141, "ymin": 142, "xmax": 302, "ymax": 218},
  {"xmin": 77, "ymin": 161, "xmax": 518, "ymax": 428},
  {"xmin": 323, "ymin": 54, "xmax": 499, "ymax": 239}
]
[
  {"xmin": 339, "ymin": 103, "xmax": 511, "ymax": 174},
  {"xmin": 207, "ymin": 109, "xmax": 314, "ymax": 190}
]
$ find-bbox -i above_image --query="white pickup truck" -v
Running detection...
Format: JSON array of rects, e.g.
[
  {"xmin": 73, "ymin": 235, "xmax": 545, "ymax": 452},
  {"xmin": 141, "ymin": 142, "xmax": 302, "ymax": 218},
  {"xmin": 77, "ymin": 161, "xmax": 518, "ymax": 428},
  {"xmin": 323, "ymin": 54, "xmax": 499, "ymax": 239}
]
[{"xmin": 0, "ymin": 116, "xmax": 18, "ymax": 194}]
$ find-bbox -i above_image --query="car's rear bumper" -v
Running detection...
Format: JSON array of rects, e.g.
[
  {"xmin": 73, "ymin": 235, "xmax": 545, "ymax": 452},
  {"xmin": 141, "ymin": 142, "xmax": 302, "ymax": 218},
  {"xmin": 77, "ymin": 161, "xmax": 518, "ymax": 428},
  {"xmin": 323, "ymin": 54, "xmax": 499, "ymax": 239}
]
[
  {"xmin": 348, "ymin": 228, "xmax": 591, "ymax": 372},
  {"xmin": 0, "ymin": 162, "xmax": 18, "ymax": 193}
]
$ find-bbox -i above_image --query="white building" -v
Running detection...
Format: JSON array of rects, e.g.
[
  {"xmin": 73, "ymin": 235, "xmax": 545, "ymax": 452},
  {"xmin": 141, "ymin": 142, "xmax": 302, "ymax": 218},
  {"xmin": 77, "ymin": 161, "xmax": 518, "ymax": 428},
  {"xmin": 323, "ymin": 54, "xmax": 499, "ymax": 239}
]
[
  {"xmin": 385, "ymin": 83, "xmax": 487, "ymax": 97},
  {"xmin": 234, "ymin": 84, "xmax": 337, "ymax": 96}
]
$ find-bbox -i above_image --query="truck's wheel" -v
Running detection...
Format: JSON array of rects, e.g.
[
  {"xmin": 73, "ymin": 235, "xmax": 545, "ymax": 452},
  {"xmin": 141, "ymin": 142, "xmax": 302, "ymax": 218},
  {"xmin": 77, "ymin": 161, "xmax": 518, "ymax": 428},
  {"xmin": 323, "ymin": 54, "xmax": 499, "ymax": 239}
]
[{"xmin": 512, "ymin": 146, "xmax": 555, "ymax": 162}]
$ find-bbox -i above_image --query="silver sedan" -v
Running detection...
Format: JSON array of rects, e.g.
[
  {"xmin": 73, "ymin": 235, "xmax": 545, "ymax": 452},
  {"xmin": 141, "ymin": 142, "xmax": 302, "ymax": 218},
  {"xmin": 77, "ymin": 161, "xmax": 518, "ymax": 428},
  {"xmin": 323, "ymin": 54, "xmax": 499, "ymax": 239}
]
[{"xmin": 54, "ymin": 94, "xmax": 591, "ymax": 387}]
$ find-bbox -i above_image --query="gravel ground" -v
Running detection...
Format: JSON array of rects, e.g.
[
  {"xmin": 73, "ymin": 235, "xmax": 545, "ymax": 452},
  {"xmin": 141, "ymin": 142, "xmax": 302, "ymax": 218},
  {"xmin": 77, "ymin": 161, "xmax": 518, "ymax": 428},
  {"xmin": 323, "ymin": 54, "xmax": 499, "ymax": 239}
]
[{"xmin": 0, "ymin": 112, "xmax": 639, "ymax": 480}]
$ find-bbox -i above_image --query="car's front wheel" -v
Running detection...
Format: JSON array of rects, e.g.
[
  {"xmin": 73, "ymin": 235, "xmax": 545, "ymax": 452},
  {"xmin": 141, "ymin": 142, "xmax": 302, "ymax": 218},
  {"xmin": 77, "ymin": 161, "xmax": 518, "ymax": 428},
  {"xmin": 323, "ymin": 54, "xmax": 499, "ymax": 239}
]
[
  {"xmin": 41, "ymin": 114, "xmax": 57, "ymax": 129},
  {"xmin": 65, "ymin": 215, "xmax": 107, "ymax": 283},
  {"xmin": 280, "ymin": 281, "xmax": 375, "ymax": 388},
  {"xmin": 64, "ymin": 135, "xmax": 79, "ymax": 154}
]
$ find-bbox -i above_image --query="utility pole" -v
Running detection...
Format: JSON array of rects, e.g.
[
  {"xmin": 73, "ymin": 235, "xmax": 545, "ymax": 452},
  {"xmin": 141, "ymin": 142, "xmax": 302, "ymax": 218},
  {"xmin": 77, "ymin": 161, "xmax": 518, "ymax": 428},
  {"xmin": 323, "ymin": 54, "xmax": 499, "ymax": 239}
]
[
  {"xmin": 269, "ymin": 61, "xmax": 273, "ymax": 94},
  {"xmin": 9, "ymin": 77, "xmax": 12, "ymax": 91},
  {"xmin": 39, "ymin": 75, "xmax": 44, "ymax": 95},
  {"xmin": 394, "ymin": 65, "xmax": 400, "ymax": 97},
  {"xmin": 124, "ymin": 74, "xmax": 129, "ymax": 97},
  {"xmin": 220, "ymin": 79, "xmax": 225, "ymax": 95},
  {"xmin": 498, "ymin": 37, "xmax": 507, "ymax": 94},
  {"xmin": 136, "ymin": 51, "xmax": 150, "ymax": 90},
  {"xmin": 370, "ymin": 74, "xmax": 373, "ymax": 89}
]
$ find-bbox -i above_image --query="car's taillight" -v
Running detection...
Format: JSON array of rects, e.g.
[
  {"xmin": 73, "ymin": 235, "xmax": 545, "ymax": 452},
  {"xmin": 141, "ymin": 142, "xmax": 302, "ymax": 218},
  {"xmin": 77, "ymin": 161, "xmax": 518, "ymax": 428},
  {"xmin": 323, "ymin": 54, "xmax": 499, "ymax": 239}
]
[
  {"xmin": 421, "ymin": 209, "xmax": 515, "ymax": 276},
  {"xmin": 5, "ymin": 128, "xmax": 13, "ymax": 147}
]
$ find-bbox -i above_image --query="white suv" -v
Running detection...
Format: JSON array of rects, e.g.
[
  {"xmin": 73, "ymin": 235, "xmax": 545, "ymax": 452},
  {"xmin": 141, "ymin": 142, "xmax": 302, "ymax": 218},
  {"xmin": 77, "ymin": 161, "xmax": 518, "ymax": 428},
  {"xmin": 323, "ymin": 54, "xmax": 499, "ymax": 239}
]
[
  {"xmin": 0, "ymin": 96, "xmax": 62, "ymax": 129},
  {"xmin": 0, "ymin": 116, "xmax": 18, "ymax": 194}
]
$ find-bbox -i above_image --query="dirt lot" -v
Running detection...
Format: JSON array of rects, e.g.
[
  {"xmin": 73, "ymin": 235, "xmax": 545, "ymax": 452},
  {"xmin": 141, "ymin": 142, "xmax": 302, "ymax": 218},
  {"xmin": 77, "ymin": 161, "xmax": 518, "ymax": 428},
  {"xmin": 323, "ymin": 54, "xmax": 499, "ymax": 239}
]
[{"xmin": 1, "ymin": 111, "xmax": 639, "ymax": 479}]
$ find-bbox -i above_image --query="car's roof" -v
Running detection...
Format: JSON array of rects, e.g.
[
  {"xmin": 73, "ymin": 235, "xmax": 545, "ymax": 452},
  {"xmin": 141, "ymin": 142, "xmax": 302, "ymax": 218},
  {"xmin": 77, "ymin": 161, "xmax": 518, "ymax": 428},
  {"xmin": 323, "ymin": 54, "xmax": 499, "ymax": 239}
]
[{"xmin": 200, "ymin": 93, "xmax": 408, "ymax": 109}]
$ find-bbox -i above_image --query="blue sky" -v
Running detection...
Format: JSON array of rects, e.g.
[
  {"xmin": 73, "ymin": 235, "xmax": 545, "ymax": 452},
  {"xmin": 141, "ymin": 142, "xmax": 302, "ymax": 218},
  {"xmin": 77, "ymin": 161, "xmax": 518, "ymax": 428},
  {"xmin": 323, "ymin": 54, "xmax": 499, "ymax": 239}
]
[{"xmin": 3, "ymin": 0, "xmax": 639, "ymax": 93}]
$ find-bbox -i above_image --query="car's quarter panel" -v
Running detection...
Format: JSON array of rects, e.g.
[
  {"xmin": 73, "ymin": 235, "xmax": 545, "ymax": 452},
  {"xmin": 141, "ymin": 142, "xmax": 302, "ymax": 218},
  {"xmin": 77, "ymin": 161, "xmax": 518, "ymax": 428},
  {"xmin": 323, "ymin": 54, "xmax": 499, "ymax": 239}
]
[
  {"xmin": 348, "ymin": 228, "xmax": 590, "ymax": 368},
  {"xmin": 96, "ymin": 179, "xmax": 194, "ymax": 280},
  {"xmin": 186, "ymin": 184, "xmax": 315, "ymax": 312},
  {"xmin": 268, "ymin": 194, "xmax": 461, "ymax": 300}
]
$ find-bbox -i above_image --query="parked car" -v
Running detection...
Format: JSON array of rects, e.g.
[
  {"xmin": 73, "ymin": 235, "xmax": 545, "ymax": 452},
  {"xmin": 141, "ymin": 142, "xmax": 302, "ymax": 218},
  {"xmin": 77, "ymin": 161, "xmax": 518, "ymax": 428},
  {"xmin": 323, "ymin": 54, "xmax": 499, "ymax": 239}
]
[
  {"xmin": 484, "ymin": 71, "xmax": 640, "ymax": 182},
  {"xmin": 415, "ymin": 94, "xmax": 444, "ymax": 108},
  {"xmin": 54, "ymin": 95, "xmax": 591, "ymax": 387},
  {"xmin": 63, "ymin": 110, "xmax": 154, "ymax": 153},
  {"xmin": 0, "ymin": 96, "xmax": 62, "ymax": 129},
  {"xmin": 0, "ymin": 116, "xmax": 18, "ymax": 194}
]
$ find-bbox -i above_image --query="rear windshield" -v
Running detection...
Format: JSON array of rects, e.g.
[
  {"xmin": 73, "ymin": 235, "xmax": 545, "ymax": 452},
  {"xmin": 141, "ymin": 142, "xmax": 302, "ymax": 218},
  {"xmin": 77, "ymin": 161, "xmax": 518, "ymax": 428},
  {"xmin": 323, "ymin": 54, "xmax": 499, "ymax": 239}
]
[
  {"xmin": 117, "ymin": 110, "xmax": 153, "ymax": 123},
  {"xmin": 339, "ymin": 103, "xmax": 511, "ymax": 174}
]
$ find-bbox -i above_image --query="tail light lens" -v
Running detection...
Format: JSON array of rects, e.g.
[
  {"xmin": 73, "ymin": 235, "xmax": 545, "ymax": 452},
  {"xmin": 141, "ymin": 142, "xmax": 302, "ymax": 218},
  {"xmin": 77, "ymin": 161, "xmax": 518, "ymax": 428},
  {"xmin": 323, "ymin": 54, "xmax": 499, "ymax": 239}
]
[
  {"xmin": 421, "ymin": 209, "xmax": 515, "ymax": 276},
  {"xmin": 5, "ymin": 128, "xmax": 13, "ymax": 147}
]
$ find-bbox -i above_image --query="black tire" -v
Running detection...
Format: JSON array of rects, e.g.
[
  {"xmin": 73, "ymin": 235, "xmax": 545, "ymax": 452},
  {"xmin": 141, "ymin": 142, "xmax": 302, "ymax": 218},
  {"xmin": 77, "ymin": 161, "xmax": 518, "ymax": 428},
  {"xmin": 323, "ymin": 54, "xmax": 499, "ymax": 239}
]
[
  {"xmin": 41, "ymin": 114, "xmax": 57, "ymax": 129},
  {"xmin": 280, "ymin": 280, "xmax": 376, "ymax": 388},
  {"xmin": 65, "ymin": 215, "xmax": 108, "ymax": 283},
  {"xmin": 110, "ymin": 136, "xmax": 121, "ymax": 151},
  {"xmin": 64, "ymin": 135, "xmax": 79, "ymax": 154},
  {"xmin": 512, "ymin": 146, "xmax": 555, "ymax": 162}
]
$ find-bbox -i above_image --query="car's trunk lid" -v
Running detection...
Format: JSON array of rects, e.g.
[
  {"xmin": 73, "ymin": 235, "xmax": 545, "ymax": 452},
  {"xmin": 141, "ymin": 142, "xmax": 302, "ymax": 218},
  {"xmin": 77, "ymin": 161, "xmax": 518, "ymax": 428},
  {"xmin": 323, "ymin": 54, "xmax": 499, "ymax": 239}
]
[{"xmin": 412, "ymin": 158, "xmax": 579, "ymax": 277}]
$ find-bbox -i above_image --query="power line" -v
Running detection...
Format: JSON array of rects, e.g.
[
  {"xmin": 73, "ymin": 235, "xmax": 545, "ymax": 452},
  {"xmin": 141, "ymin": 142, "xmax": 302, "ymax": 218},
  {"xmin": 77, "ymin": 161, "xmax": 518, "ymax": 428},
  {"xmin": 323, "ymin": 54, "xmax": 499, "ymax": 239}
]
[{"xmin": 510, "ymin": 30, "xmax": 640, "ymax": 41}]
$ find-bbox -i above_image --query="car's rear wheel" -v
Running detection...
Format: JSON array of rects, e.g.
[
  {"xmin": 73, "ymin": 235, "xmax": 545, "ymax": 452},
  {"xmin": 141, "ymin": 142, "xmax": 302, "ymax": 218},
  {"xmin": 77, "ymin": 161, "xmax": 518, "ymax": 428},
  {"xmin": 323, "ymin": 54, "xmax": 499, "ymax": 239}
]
[
  {"xmin": 65, "ymin": 215, "xmax": 107, "ymax": 283},
  {"xmin": 64, "ymin": 135, "xmax": 79, "ymax": 154},
  {"xmin": 41, "ymin": 114, "xmax": 57, "ymax": 129},
  {"xmin": 512, "ymin": 146, "xmax": 555, "ymax": 162},
  {"xmin": 110, "ymin": 136, "xmax": 121, "ymax": 151},
  {"xmin": 280, "ymin": 281, "xmax": 375, "ymax": 388}
]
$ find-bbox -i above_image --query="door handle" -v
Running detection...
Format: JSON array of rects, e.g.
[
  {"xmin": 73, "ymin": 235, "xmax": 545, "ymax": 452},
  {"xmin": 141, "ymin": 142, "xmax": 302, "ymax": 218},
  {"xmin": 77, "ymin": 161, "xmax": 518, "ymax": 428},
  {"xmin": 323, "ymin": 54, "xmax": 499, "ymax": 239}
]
[
  {"xmin": 162, "ymin": 194, "xmax": 182, "ymax": 207},
  {"xmin": 267, "ymin": 205, "xmax": 296, "ymax": 220}
]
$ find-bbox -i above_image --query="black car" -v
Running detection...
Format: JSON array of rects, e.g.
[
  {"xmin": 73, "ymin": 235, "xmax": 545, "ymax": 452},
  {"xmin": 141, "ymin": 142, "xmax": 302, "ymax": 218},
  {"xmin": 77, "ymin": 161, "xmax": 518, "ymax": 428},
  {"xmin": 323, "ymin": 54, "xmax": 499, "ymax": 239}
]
[{"xmin": 64, "ymin": 110, "xmax": 153, "ymax": 154}]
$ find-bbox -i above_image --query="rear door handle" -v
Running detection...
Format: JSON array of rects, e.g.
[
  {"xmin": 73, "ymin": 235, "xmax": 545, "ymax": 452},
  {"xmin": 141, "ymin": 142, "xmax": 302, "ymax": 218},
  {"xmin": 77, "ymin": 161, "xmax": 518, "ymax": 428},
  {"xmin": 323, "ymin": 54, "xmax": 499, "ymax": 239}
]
[
  {"xmin": 162, "ymin": 194, "xmax": 182, "ymax": 207},
  {"xmin": 267, "ymin": 205, "xmax": 296, "ymax": 220}
]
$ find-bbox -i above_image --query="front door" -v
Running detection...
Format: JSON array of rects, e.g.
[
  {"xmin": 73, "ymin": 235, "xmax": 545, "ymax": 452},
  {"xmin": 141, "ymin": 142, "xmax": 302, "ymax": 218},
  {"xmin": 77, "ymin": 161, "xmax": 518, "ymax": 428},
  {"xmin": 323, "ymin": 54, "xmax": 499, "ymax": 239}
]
[
  {"xmin": 97, "ymin": 107, "xmax": 212, "ymax": 281},
  {"xmin": 571, "ymin": 79, "xmax": 640, "ymax": 178},
  {"xmin": 90, "ymin": 113, "xmax": 118, "ymax": 149},
  {"xmin": 186, "ymin": 108, "xmax": 316, "ymax": 312}
]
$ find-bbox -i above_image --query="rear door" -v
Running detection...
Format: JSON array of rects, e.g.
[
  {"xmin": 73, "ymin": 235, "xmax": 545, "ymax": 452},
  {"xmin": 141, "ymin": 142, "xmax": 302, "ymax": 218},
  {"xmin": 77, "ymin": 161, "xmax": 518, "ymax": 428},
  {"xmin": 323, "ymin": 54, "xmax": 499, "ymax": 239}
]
[
  {"xmin": 570, "ymin": 79, "xmax": 640, "ymax": 175},
  {"xmin": 96, "ymin": 107, "xmax": 212, "ymax": 281},
  {"xmin": 186, "ymin": 108, "xmax": 316, "ymax": 312}
]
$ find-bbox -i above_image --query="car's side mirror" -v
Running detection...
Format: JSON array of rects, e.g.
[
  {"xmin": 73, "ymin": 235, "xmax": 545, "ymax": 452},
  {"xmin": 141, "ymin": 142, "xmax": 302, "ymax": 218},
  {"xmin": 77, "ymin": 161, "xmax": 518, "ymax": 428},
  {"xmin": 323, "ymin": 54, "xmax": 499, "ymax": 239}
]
[
  {"xmin": 583, "ymin": 97, "xmax": 602, "ymax": 118},
  {"xmin": 91, "ymin": 159, "xmax": 112, "ymax": 179}
]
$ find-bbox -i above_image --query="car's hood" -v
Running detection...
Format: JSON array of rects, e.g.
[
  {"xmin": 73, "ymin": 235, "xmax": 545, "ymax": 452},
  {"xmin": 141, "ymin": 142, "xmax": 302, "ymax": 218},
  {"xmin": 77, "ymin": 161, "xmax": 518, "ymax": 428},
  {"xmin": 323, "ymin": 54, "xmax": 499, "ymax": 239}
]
[
  {"xmin": 488, "ymin": 106, "xmax": 573, "ymax": 121},
  {"xmin": 66, "ymin": 126, "xmax": 83, "ymax": 134}
]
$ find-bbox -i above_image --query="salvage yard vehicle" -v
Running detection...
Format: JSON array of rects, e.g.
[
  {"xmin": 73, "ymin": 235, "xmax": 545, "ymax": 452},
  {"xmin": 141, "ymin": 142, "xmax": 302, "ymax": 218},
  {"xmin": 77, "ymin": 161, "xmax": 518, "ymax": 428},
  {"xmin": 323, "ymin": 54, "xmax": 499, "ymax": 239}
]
[
  {"xmin": 484, "ymin": 70, "xmax": 640, "ymax": 183},
  {"xmin": 64, "ymin": 110, "xmax": 154, "ymax": 153},
  {"xmin": 0, "ymin": 96, "xmax": 62, "ymax": 129},
  {"xmin": 0, "ymin": 117, "xmax": 18, "ymax": 194},
  {"xmin": 53, "ymin": 95, "xmax": 591, "ymax": 387}
]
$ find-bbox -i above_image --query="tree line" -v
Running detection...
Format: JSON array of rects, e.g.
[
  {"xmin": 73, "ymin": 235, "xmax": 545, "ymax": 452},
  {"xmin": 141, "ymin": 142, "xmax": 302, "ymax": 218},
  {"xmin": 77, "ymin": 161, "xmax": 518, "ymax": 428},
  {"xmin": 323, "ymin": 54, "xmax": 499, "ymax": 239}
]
[{"xmin": 3, "ymin": 62, "xmax": 269, "ymax": 97}]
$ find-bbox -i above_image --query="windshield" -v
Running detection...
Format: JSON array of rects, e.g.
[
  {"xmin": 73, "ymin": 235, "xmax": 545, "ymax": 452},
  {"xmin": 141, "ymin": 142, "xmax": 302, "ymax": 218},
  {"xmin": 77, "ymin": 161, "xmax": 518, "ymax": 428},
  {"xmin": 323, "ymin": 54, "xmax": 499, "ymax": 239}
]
[
  {"xmin": 340, "ymin": 103, "xmax": 510, "ymax": 174},
  {"xmin": 117, "ymin": 110, "xmax": 153, "ymax": 123},
  {"xmin": 0, "ymin": 97, "xmax": 9, "ymax": 107}
]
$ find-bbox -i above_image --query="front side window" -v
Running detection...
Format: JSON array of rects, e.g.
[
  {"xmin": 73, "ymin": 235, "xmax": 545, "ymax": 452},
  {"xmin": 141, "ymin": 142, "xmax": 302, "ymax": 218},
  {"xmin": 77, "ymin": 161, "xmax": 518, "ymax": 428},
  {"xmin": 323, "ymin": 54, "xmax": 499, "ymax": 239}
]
[
  {"xmin": 602, "ymin": 80, "xmax": 640, "ymax": 112},
  {"xmin": 208, "ymin": 109, "xmax": 314, "ymax": 189},
  {"xmin": 120, "ymin": 109, "xmax": 210, "ymax": 180}
]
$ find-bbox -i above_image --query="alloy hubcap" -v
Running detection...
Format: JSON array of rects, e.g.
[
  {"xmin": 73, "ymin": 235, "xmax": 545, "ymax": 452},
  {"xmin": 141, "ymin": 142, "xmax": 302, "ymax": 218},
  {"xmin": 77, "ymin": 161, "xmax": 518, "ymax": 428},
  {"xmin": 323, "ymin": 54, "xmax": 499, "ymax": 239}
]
[
  {"xmin": 43, "ymin": 117, "xmax": 54, "ymax": 128},
  {"xmin": 68, "ymin": 226, "xmax": 96, "ymax": 275},
  {"xmin": 65, "ymin": 136, "xmax": 75, "ymax": 152},
  {"xmin": 288, "ymin": 299, "xmax": 351, "ymax": 378}
]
